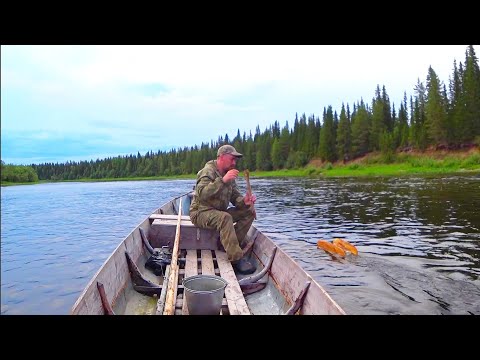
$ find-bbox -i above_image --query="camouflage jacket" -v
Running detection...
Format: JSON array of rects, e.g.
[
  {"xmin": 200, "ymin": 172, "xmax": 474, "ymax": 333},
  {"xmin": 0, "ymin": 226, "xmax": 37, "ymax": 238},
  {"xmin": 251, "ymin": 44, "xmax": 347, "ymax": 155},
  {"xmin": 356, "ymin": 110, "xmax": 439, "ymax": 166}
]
[{"xmin": 189, "ymin": 160, "xmax": 247, "ymax": 214}]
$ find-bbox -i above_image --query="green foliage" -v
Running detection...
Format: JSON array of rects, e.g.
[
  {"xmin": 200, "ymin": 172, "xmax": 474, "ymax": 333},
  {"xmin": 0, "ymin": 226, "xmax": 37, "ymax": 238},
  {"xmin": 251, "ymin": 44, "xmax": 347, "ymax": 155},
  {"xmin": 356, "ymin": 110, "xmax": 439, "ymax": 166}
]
[
  {"xmin": 380, "ymin": 153, "xmax": 395, "ymax": 164},
  {"xmin": 285, "ymin": 152, "xmax": 296, "ymax": 168},
  {"xmin": 379, "ymin": 132, "xmax": 396, "ymax": 163},
  {"xmin": 1, "ymin": 163, "xmax": 39, "ymax": 183},
  {"xmin": 336, "ymin": 104, "xmax": 352, "ymax": 161},
  {"xmin": 441, "ymin": 156, "xmax": 457, "ymax": 168},
  {"xmin": 351, "ymin": 101, "xmax": 370, "ymax": 157},
  {"xmin": 323, "ymin": 162, "xmax": 333, "ymax": 170},
  {"xmin": 271, "ymin": 138, "xmax": 283, "ymax": 170},
  {"xmin": 425, "ymin": 66, "xmax": 448, "ymax": 144},
  {"xmin": 408, "ymin": 157, "xmax": 436, "ymax": 168},
  {"xmin": 319, "ymin": 106, "xmax": 337, "ymax": 162},
  {"xmin": 370, "ymin": 91, "xmax": 385, "ymax": 151},
  {"xmin": 294, "ymin": 151, "xmax": 309, "ymax": 168},
  {"xmin": 306, "ymin": 167, "xmax": 316, "ymax": 175},
  {"xmin": 461, "ymin": 153, "xmax": 480, "ymax": 167},
  {"xmin": 395, "ymin": 153, "xmax": 413, "ymax": 164},
  {"xmin": 283, "ymin": 151, "xmax": 307, "ymax": 169},
  {"xmin": 364, "ymin": 154, "xmax": 382, "ymax": 165}
]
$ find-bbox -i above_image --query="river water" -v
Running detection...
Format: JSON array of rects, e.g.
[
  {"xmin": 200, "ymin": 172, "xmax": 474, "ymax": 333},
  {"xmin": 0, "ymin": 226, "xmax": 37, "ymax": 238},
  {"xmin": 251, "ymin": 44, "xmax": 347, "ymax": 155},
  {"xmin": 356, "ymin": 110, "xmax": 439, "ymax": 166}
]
[{"xmin": 1, "ymin": 175, "xmax": 479, "ymax": 315}]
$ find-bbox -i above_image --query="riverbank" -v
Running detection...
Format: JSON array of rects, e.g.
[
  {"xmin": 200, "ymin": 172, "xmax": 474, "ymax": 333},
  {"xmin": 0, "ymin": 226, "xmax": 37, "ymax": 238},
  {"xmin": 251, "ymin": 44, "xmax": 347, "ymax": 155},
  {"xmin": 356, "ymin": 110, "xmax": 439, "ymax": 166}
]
[
  {"xmin": 2, "ymin": 147, "xmax": 479, "ymax": 187},
  {"xmin": 304, "ymin": 147, "xmax": 480, "ymax": 178}
]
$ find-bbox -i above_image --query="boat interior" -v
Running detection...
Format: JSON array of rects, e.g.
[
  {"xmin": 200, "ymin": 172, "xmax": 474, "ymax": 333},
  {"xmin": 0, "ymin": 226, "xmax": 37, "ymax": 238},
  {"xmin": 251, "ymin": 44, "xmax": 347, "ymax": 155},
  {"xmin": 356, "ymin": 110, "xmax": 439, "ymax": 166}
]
[{"xmin": 109, "ymin": 193, "xmax": 291, "ymax": 315}]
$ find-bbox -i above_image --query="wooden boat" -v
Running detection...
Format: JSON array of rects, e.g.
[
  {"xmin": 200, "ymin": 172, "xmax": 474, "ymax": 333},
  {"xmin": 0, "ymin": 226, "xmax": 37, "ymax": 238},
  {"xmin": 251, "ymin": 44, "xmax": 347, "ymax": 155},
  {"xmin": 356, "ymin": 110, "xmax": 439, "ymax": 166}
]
[{"xmin": 70, "ymin": 191, "xmax": 346, "ymax": 315}]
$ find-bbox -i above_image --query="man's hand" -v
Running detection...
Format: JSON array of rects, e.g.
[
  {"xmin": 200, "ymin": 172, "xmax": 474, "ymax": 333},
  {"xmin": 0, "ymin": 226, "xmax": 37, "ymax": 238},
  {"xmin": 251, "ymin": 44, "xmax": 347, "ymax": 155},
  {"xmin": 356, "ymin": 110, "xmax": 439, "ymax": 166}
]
[
  {"xmin": 222, "ymin": 169, "xmax": 239, "ymax": 183},
  {"xmin": 244, "ymin": 193, "xmax": 257, "ymax": 206}
]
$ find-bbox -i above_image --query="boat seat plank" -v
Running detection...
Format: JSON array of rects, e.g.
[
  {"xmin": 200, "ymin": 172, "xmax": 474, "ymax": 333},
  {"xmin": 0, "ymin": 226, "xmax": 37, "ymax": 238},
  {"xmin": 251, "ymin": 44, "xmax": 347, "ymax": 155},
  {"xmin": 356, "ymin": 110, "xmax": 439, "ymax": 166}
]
[
  {"xmin": 150, "ymin": 214, "xmax": 191, "ymax": 221},
  {"xmin": 151, "ymin": 219, "xmax": 195, "ymax": 227},
  {"xmin": 182, "ymin": 250, "xmax": 199, "ymax": 315},
  {"xmin": 215, "ymin": 251, "xmax": 250, "ymax": 315}
]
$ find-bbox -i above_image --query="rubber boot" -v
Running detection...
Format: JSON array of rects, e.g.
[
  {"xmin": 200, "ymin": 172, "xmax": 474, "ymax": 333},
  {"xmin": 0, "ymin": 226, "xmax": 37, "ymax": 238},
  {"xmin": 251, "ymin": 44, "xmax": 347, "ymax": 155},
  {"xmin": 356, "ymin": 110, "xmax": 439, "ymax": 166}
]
[{"xmin": 232, "ymin": 257, "xmax": 256, "ymax": 275}]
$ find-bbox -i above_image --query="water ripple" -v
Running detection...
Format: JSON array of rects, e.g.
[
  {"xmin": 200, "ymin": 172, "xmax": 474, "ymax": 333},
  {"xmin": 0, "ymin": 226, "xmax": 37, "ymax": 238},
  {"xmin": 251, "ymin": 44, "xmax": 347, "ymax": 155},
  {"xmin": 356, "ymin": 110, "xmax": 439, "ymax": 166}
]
[{"xmin": 2, "ymin": 176, "xmax": 479, "ymax": 314}]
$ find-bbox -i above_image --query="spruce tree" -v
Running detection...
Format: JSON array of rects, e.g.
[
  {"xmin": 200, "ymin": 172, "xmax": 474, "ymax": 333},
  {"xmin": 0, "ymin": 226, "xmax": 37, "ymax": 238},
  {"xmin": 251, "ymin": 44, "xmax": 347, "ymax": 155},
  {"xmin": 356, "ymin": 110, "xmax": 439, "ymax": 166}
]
[
  {"xmin": 463, "ymin": 45, "xmax": 480, "ymax": 140},
  {"xmin": 425, "ymin": 66, "xmax": 448, "ymax": 145},
  {"xmin": 336, "ymin": 103, "xmax": 352, "ymax": 162},
  {"xmin": 319, "ymin": 106, "xmax": 337, "ymax": 162}
]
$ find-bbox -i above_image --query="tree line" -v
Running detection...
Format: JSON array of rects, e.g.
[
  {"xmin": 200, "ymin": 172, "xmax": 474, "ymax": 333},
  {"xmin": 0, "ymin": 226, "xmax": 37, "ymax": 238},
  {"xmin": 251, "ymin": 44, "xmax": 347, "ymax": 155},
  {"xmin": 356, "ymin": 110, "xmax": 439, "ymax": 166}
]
[{"xmin": 3, "ymin": 45, "xmax": 479, "ymax": 183}]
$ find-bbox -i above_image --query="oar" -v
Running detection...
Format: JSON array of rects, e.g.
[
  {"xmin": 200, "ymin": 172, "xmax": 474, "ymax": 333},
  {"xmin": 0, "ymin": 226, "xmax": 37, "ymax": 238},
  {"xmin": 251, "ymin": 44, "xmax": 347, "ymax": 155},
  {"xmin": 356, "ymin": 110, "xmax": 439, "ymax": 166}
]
[
  {"xmin": 163, "ymin": 198, "xmax": 183, "ymax": 315},
  {"xmin": 244, "ymin": 169, "xmax": 257, "ymax": 220}
]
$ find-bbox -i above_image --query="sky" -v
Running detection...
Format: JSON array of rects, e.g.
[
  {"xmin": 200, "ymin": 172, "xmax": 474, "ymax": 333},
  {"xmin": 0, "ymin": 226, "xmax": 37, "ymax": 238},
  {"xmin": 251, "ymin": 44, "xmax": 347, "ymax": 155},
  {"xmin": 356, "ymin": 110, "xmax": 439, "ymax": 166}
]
[{"xmin": 1, "ymin": 45, "xmax": 478, "ymax": 165}]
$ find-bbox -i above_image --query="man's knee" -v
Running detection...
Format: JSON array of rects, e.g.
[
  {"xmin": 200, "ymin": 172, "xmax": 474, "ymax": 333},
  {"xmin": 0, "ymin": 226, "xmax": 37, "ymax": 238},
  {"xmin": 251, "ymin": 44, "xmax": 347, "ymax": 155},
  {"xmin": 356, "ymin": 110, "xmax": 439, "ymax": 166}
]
[
  {"xmin": 218, "ymin": 212, "xmax": 233, "ymax": 227},
  {"xmin": 194, "ymin": 210, "xmax": 245, "ymax": 235},
  {"xmin": 201, "ymin": 211, "xmax": 234, "ymax": 231}
]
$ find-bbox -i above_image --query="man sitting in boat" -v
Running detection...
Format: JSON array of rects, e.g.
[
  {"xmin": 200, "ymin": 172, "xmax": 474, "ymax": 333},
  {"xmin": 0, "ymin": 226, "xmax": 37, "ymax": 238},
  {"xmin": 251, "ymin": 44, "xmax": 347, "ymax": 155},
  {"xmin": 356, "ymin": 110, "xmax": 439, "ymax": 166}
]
[{"xmin": 189, "ymin": 144, "xmax": 257, "ymax": 275}]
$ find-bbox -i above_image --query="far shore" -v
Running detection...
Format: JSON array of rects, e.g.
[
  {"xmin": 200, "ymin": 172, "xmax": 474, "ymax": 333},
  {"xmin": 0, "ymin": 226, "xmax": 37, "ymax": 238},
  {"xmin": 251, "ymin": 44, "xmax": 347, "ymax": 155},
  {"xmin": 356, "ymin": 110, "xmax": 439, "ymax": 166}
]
[{"xmin": 2, "ymin": 149, "xmax": 479, "ymax": 187}]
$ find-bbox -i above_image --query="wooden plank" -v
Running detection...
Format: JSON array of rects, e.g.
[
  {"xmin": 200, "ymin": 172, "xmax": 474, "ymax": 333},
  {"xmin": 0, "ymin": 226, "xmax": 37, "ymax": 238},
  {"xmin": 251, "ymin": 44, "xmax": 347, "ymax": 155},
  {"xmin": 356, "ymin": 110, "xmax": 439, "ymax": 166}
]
[
  {"xmin": 150, "ymin": 214, "xmax": 191, "ymax": 221},
  {"xmin": 163, "ymin": 201, "xmax": 182, "ymax": 315},
  {"xmin": 151, "ymin": 219, "xmax": 194, "ymax": 226},
  {"xmin": 201, "ymin": 250, "xmax": 226, "ymax": 314},
  {"xmin": 201, "ymin": 250, "xmax": 215, "ymax": 275},
  {"xmin": 182, "ymin": 250, "xmax": 199, "ymax": 315},
  {"xmin": 215, "ymin": 251, "xmax": 250, "ymax": 315},
  {"xmin": 201, "ymin": 249, "xmax": 224, "ymax": 315}
]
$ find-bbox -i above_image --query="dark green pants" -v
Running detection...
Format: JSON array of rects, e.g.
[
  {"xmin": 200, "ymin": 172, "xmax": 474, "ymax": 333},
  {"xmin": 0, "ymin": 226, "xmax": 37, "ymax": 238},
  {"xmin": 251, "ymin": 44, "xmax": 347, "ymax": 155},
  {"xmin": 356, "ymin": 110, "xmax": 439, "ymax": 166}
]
[{"xmin": 190, "ymin": 207, "xmax": 255, "ymax": 262}]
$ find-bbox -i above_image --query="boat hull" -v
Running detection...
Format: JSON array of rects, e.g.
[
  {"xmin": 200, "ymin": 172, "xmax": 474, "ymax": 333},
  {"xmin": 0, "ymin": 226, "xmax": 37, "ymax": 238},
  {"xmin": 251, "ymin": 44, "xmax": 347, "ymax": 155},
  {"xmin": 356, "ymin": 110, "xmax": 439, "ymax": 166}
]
[{"xmin": 71, "ymin": 193, "xmax": 345, "ymax": 315}]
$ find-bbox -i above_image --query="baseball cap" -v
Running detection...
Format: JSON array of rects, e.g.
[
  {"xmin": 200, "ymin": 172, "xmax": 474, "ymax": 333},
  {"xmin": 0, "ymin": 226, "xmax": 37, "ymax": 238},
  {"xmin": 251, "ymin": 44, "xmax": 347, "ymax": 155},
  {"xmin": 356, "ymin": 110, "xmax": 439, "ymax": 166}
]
[{"xmin": 217, "ymin": 144, "xmax": 243, "ymax": 158}]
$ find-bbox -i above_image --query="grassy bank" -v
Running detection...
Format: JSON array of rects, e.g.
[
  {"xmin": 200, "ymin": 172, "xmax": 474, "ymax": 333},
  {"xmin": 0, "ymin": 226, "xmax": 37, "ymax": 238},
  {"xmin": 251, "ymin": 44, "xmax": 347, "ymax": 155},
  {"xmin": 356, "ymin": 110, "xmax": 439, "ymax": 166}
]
[
  {"xmin": 2, "ymin": 149, "xmax": 479, "ymax": 187},
  {"xmin": 252, "ymin": 149, "xmax": 480, "ymax": 178}
]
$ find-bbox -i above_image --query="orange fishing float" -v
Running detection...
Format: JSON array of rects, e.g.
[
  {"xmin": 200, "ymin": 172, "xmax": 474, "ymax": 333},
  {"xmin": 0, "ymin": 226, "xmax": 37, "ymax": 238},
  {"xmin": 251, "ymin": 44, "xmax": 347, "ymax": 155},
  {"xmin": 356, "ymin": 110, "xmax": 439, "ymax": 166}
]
[
  {"xmin": 316, "ymin": 240, "xmax": 346, "ymax": 257},
  {"xmin": 332, "ymin": 238, "xmax": 358, "ymax": 255}
]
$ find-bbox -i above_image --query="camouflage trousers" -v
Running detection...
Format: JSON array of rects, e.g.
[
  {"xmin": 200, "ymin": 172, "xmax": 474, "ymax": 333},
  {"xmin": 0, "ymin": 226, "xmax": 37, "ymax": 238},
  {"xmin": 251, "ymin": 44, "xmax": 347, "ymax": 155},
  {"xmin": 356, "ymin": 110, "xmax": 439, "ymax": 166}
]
[{"xmin": 190, "ymin": 206, "xmax": 255, "ymax": 262}]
